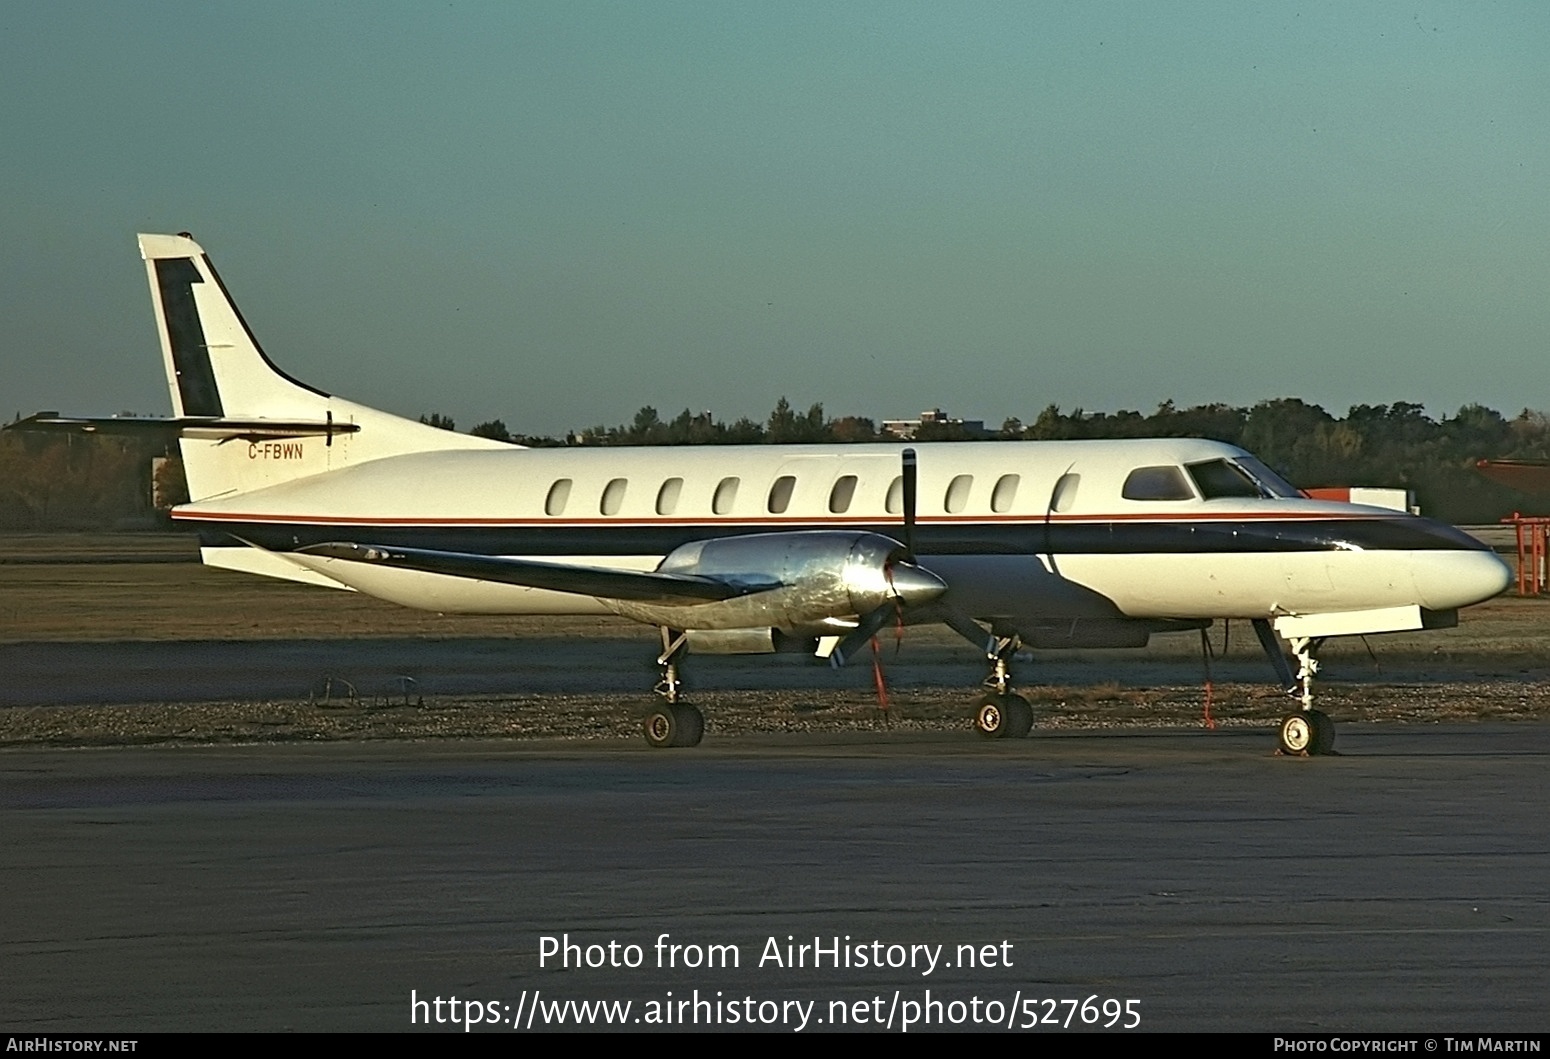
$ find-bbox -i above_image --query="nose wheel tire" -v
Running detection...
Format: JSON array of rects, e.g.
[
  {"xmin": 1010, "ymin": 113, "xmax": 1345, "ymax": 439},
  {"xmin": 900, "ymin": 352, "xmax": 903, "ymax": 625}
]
[
  {"xmin": 644, "ymin": 703, "xmax": 705, "ymax": 748},
  {"xmin": 975, "ymin": 693, "xmax": 1033, "ymax": 739},
  {"xmin": 1278, "ymin": 709, "xmax": 1335, "ymax": 756}
]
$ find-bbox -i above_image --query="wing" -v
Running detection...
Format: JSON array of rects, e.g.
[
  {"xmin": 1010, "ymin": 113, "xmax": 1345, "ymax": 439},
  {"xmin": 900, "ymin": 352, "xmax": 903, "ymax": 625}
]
[{"xmin": 295, "ymin": 542, "xmax": 776, "ymax": 605}]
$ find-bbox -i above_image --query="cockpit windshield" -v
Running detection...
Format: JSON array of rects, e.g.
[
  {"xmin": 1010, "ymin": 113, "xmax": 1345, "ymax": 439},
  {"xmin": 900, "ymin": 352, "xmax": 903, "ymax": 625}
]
[
  {"xmin": 1186, "ymin": 459, "xmax": 1261, "ymax": 499},
  {"xmin": 1186, "ymin": 458, "xmax": 1302, "ymax": 500},
  {"xmin": 1123, "ymin": 458, "xmax": 1303, "ymax": 503},
  {"xmin": 1235, "ymin": 457, "xmax": 1302, "ymax": 498}
]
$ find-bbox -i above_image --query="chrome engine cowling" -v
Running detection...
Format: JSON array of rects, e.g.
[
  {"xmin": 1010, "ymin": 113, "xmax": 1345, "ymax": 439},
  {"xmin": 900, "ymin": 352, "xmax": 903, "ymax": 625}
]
[{"xmin": 605, "ymin": 530, "xmax": 944, "ymax": 631}]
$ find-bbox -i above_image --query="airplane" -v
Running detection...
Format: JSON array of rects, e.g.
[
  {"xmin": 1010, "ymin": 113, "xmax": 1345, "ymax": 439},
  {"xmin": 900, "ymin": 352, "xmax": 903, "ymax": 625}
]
[{"xmin": 9, "ymin": 233, "xmax": 1513, "ymax": 754}]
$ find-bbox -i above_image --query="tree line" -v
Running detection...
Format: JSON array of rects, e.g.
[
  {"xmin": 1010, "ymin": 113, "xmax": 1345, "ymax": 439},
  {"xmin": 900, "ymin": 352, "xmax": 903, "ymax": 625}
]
[
  {"xmin": 0, "ymin": 428, "xmax": 176, "ymax": 530},
  {"xmin": 5, "ymin": 397, "xmax": 1550, "ymax": 529}
]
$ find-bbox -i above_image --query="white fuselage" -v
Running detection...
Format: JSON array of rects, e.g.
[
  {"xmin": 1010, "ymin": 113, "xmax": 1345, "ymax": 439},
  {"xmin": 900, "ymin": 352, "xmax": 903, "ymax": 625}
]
[{"xmin": 175, "ymin": 437, "xmax": 1510, "ymax": 633}]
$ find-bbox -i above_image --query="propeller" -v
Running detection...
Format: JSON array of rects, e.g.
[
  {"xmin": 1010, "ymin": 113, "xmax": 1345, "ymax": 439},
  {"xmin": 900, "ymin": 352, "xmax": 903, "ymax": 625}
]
[{"xmin": 830, "ymin": 447, "xmax": 940, "ymax": 667}]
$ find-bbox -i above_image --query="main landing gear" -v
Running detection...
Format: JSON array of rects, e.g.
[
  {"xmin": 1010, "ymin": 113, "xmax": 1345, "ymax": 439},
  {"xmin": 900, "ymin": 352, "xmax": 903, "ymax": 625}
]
[
  {"xmin": 1253, "ymin": 621, "xmax": 1336, "ymax": 756},
  {"xmin": 640, "ymin": 617, "xmax": 1039, "ymax": 749},
  {"xmin": 644, "ymin": 627, "xmax": 704, "ymax": 748},
  {"xmin": 973, "ymin": 632, "xmax": 1033, "ymax": 740}
]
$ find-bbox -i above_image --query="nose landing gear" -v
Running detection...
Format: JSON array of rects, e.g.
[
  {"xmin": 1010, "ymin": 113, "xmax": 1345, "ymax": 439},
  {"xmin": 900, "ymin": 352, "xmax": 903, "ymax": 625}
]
[{"xmin": 1255, "ymin": 621, "xmax": 1337, "ymax": 756}]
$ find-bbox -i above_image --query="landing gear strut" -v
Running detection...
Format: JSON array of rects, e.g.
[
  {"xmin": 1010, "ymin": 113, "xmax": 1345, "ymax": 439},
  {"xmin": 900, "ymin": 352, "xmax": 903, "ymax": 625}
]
[
  {"xmin": 974, "ymin": 632, "xmax": 1032, "ymax": 739},
  {"xmin": 644, "ymin": 627, "xmax": 704, "ymax": 748},
  {"xmin": 1254, "ymin": 621, "xmax": 1335, "ymax": 756}
]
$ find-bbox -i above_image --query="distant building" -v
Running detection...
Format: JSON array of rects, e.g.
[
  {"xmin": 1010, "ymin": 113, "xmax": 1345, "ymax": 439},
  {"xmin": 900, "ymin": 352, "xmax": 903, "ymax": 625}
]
[{"xmin": 879, "ymin": 408, "xmax": 990, "ymax": 440}]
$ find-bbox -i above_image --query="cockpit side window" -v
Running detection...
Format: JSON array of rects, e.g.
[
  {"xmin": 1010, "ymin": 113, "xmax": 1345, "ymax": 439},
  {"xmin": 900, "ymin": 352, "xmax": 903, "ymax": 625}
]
[
  {"xmin": 1121, "ymin": 465, "xmax": 1194, "ymax": 501},
  {"xmin": 1186, "ymin": 459, "xmax": 1262, "ymax": 499}
]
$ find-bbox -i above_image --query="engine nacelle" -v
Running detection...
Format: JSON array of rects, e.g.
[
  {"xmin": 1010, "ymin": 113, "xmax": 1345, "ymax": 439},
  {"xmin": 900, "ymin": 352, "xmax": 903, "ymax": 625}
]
[{"xmin": 605, "ymin": 531, "xmax": 943, "ymax": 631}]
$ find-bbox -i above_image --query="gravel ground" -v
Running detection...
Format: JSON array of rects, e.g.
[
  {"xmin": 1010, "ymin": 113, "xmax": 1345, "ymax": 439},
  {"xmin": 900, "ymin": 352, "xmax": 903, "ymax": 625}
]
[{"xmin": 5, "ymin": 678, "xmax": 1548, "ymax": 748}]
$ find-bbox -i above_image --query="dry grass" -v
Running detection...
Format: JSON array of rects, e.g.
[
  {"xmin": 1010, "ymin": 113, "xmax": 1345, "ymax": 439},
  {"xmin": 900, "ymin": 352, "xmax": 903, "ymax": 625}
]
[{"xmin": 0, "ymin": 533, "xmax": 590, "ymax": 642}]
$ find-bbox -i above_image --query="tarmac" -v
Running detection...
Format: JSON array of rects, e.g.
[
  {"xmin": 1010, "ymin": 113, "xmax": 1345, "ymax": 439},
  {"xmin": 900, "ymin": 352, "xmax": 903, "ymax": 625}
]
[{"xmin": 3, "ymin": 724, "xmax": 1546, "ymax": 1032}]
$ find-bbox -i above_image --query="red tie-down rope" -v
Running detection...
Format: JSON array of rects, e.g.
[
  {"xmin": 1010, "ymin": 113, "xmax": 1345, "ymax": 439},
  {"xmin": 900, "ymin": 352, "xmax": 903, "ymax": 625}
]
[
  {"xmin": 869, "ymin": 635, "xmax": 890, "ymax": 718},
  {"xmin": 865, "ymin": 566, "xmax": 910, "ymax": 719}
]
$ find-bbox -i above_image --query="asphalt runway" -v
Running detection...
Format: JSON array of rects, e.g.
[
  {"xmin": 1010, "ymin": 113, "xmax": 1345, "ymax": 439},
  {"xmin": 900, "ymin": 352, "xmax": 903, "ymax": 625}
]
[
  {"xmin": 0, "ymin": 633, "xmax": 1212, "ymax": 707},
  {"xmin": 1, "ymin": 637, "xmax": 663, "ymax": 706},
  {"xmin": 3, "ymin": 725, "xmax": 1546, "ymax": 1032}
]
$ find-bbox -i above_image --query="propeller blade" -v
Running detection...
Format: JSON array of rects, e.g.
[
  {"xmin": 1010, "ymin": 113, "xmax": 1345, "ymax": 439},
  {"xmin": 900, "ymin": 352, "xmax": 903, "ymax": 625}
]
[
  {"xmin": 829, "ymin": 450, "xmax": 931, "ymax": 669},
  {"xmin": 938, "ymin": 609, "xmax": 994, "ymax": 654},
  {"xmin": 828, "ymin": 603, "xmax": 896, "ymax": 668},
  {"xmin": 1252, "ymin": 618, "xmax": 1298, "ymax": 694}
]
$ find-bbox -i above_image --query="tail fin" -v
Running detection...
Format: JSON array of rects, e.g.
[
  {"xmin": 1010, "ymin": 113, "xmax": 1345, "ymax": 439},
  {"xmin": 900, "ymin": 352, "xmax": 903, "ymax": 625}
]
[{"xmin": 139, "ymin": 233, "xmax": 507, "ymax": 501}]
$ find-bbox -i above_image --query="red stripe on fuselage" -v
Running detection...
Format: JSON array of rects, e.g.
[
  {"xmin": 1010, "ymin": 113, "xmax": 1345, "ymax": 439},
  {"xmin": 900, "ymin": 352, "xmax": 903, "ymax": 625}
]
[{"xmin": 171, "ymin": 509, "xmax": 1384, "ymax": 527}]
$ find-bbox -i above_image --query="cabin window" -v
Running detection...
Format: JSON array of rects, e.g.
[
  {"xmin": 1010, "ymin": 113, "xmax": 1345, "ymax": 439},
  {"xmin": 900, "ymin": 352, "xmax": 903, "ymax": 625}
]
[
  {"xmin": 828, "ymin": 475, "xmax": 858, "ymax": 514},
  {"xmin": 544, "ymin": 478, "xmax": 572, "ymax": 516},
  {"xmin": 1121, "ymin": 466, "xmax": 1194, "ymax": 501},
  {"xmin": 713, "ymin": 476, "xmax": 740, "ymax": 515},
  {"xmin": 600, "ymin": 477, "xmax": 628, "ymax": 515},
  {"xmin": 990, "ymin": 474, "xmax": 1019, "ymax": 513},
  {"xmin": 767, "ymin": 475, "xmax": 796, "ymax": 514},
  {"xmin": 885, "ymin": 475, "xmax": 904, "ymax": 515},
  {"xmin": 1050, "ymin": 472, "xmax": 1080, "ymax": 513},
  {"xmin": 944, "ymin": 474, "xmax": 973, "ymax": 514},
  {"xmin": 656, "ymin": 477, "xmax": 683, "ymax": 515}
]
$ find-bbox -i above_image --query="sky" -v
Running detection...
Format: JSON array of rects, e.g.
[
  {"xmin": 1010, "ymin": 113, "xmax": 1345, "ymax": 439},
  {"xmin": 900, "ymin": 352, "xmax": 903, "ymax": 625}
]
[{"xmin": 2, "ymin": 2, "xmax": 1546, "ymax": 436}]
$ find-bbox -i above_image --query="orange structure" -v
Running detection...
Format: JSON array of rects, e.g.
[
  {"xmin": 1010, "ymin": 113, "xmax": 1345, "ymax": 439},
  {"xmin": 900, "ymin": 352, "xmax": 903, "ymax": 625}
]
[{"xmin": 1502, "ymin": 513, "xmax": 1550, "ymax": 595}]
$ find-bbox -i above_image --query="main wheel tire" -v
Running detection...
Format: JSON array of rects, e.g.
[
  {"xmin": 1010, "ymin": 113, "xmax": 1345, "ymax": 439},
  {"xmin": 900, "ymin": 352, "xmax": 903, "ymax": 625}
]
[
  {"xmin": 976, "ymin": 694, "xmax": 1014, "ymax": 739},
  {"xmin": 643, "ymin": 703, "xmax": 705, "ymax": 748},
  {"xmin": 1279, "ymin": 710, "xmax": 1335, "ymax": 756},
  {"xmin": 1307, "ymin": 708, "xmax": 1335, "ymax": 756},
  {"xmin": 1002, "ymin": 694, "xmax": 1033, "ymax": 739},
  {"xmin": 672, "ymin": 703, "xmax": 705, "ymax": 747},
  {"xmin": 643, "ymin": 707, "xmax": 678, "ymax": 748}
]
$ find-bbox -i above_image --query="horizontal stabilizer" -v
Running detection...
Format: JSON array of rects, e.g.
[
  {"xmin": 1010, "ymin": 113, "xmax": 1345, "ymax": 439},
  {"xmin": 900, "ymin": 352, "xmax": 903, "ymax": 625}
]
[
  {"xmin": 6, "ymin": 413, "xmax": 360, "ymax": 442},
  {"xmin": 296, "ymin": 542, "xmax": 777, "ymax": 604}
]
